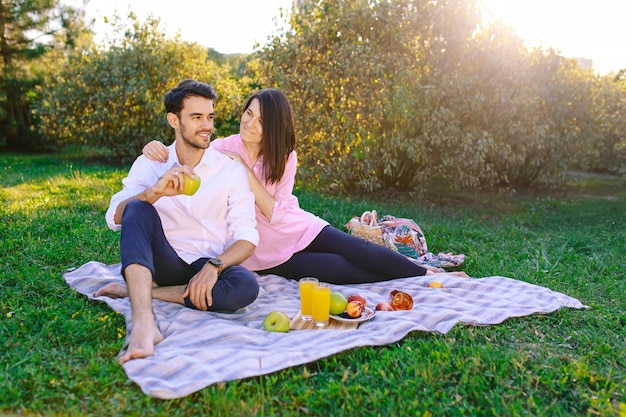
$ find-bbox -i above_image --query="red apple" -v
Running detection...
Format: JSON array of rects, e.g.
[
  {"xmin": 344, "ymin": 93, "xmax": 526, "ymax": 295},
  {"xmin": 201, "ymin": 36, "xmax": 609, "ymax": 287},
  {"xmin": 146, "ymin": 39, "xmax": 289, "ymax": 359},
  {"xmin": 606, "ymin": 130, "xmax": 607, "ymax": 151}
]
[
  {"xmin": 346, "ymin": 301, "xmax": 364, "ymax": 318},
  {"xmin": 375, "ymin": 301, "xmax": 394, "ymax": 311},
  {"xmin": 348, "ymin": 294, "xmax": 366, "ymax": 308}
]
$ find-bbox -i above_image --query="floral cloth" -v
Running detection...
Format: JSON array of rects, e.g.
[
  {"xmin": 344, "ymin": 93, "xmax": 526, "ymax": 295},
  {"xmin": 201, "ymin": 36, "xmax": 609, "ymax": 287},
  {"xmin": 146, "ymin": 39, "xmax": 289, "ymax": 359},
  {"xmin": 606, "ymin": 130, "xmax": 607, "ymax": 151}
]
[{"xmin": 348, "ymin": 211, "xmax": 466, "ymax": 271}]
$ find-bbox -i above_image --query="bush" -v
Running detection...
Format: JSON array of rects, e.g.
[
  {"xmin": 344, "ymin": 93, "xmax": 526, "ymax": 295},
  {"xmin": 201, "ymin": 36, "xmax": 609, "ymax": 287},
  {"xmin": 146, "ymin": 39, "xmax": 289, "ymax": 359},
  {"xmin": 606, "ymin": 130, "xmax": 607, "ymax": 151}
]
[
  {"xmin": 257, "ymin": 0, "xmax": 626, "ymax": 191},
  {"xmin": 33, "ymin": 13, "xmax": 257, "ymax": 162}
]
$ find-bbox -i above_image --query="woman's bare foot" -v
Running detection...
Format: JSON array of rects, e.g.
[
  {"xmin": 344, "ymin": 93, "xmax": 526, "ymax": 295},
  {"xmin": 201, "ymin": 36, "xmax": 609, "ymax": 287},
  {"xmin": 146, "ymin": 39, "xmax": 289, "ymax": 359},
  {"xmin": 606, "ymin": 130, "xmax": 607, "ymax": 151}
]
[
  {"xmin": 94, "ymin": 283, "xmax": 129, "ymax": 298},
  {"xmin": 426, "ymin": 270, "xmax": 470, "ymax": 278},
  {"xmin": 447, "ymin": 271, "xmax": 470, "ymax": 278},
  {"xmin": 119, "ymin": 315, "xmax": 164, "ymax": 364}
]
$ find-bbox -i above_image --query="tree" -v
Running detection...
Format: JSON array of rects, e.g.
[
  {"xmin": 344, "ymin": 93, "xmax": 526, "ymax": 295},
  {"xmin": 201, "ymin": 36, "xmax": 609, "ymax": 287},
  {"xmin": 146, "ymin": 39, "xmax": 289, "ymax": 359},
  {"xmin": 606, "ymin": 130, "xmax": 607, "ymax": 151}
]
[
  {"xmin": 588, "ymin": 71, "xmax": 626, "ymax": 176},
  {"xmin": 257, "ymin": 0, "xmax": 484, "ymax": 191},
  {"xmin": 257, "ymin": 0, "xmax": 622, "ymax": 191},
  {"xmin": 34, "ymin": 13, "xmax": 259, "ymax": 161},
  {"xmin": 0, "ymin": 0, "xmax": 91, "ymax": 149}
]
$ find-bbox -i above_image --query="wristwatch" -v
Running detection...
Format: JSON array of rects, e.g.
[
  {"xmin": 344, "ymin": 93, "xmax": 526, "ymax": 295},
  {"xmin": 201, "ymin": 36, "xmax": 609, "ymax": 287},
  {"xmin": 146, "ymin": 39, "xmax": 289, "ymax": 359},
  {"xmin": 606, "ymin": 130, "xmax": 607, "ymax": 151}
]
[{"xmin": 206, "ymin": 257, "xmax": 224, "ymax": 275}]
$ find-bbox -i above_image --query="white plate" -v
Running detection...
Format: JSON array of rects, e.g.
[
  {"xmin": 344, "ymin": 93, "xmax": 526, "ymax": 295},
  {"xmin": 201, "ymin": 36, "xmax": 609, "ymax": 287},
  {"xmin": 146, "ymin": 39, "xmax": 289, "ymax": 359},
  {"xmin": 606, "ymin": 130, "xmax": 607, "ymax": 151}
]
[{"xmin": 330, "ymin": 306, "xmax": 376, "ymax": 323}]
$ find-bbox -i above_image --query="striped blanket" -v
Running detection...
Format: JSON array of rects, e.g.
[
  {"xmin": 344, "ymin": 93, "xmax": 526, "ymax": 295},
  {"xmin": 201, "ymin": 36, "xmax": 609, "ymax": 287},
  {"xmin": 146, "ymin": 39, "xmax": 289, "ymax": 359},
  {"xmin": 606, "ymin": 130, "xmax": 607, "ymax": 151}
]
[{"xmin": 63, "ymin": 261, "xmax": 587, "ymax": 399}]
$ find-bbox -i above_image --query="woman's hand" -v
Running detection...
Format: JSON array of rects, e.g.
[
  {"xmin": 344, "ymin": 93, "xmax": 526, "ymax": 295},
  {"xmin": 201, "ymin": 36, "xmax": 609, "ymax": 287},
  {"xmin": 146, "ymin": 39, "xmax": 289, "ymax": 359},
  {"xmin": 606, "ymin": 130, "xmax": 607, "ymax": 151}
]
[
  {"xmin": 220, "ymin": 150, "xmax": 245, "ymax": 165},
  {"xmin": 143, "ymin": 141, "xmax": 169, "ymax": 163}
]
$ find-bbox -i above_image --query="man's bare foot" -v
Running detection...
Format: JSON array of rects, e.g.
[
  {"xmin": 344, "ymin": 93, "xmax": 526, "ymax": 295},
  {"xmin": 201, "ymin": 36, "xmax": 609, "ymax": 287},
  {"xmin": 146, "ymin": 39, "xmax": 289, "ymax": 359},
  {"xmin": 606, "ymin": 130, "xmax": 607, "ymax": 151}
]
[
  {"xmin": 94, "ymin": 283, "xmax": 129, "ymax": 298},
  {"xmin": 119, "ymin": 316, "xmax": 164, "ymax": 364}
]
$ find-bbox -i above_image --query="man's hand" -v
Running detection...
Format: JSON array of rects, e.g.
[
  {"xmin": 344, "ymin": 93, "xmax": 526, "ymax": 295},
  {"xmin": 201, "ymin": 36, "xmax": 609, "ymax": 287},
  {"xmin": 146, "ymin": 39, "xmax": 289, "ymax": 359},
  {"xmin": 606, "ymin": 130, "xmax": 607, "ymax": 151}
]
[
  {"xmin": 151, "ymin": 166, "xmax": 196, "ymax": 197},
  {"xmin": 112, "ymin": 164, "xmax": 197, "ymax": 225},
  {"xmin": 183, "ymin": 263, "xmax": 219, "ymax": 310}
]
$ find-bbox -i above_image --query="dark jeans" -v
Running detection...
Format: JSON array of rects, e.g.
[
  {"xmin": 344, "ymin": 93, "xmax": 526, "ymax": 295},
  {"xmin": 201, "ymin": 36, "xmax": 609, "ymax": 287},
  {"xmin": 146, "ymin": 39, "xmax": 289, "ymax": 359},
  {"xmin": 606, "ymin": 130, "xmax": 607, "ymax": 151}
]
[
  {"xmin": 256, "ymin": 225, "xmax": 427, "ymax": 284},
  {"xmin": 119, "ymin": 200, "xmax": 259, "ymax": 311}
]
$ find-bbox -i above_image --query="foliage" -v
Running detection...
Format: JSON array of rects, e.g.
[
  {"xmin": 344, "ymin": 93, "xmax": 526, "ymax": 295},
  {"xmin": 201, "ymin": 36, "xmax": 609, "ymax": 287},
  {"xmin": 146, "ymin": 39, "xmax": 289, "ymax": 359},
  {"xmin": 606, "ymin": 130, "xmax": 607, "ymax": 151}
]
[
  {"xmin": 0, "ymin": 0, "xmax": 91, "ymax": 149},
  {"xmin": 256, "ymin": 0, "xmax": 626, "ymax": 192},
  {"xmin": 33, "ymin": 13, "xmax": 259, "ymax": 162},
  {"xmin": 585, "ymin": 71, "xmax": 626, "ymax": 176},
  {"xmin": 1, "ymin": 152, "xmax": 625, "ymax": 416},
  {"xmin": 4, "ymin": 0, "xmax": 625, "ymax": 186}
]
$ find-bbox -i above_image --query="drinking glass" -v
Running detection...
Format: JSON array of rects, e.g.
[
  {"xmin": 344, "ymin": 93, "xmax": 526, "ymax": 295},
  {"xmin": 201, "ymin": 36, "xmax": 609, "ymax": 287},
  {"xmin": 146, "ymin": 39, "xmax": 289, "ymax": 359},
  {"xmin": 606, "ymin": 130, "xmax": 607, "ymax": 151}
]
[
  {"xmin": 311, "ymin": 282, "xmax": 331, "ymax": 327},
  {"xmin": 299, "ymin": 277, "xmax": 318, "ymax": 320}
]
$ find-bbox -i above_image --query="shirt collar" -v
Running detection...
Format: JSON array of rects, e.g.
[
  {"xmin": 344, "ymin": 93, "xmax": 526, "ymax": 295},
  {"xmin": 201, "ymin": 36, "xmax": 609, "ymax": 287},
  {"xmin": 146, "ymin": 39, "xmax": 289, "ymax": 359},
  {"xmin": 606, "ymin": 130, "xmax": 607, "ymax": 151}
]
[{"xmin": 166, "ymin": 141, "xmax": 213, "ymax": 169}]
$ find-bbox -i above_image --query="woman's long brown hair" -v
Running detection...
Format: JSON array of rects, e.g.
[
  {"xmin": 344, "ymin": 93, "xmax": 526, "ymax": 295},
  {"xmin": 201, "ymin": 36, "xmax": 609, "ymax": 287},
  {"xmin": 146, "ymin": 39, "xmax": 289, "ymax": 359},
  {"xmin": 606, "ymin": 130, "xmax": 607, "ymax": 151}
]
[{"xmin": 242, "ymin": 89, "xmax": 296, "ymax": 184}]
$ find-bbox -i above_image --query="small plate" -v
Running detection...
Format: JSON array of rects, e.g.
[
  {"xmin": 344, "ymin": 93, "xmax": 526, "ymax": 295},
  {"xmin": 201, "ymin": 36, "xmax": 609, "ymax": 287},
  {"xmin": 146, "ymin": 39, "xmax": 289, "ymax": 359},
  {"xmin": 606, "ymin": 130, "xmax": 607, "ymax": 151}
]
[{"xmin": 330, "ymin": 306, "xmax": 376, "ymax": 323}]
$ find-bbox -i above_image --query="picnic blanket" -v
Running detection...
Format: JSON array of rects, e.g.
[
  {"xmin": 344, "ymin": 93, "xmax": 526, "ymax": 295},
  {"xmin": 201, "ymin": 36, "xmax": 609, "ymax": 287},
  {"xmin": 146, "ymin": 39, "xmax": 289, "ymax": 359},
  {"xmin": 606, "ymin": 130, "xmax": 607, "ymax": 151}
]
[{"xmin": 63, "ymin": 261, "xmax": 588, "ymax": 399}]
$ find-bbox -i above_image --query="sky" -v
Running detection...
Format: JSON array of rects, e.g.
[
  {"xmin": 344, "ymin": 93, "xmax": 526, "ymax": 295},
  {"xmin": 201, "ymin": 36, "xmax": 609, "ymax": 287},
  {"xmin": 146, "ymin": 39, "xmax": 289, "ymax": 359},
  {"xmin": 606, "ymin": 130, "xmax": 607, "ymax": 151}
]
[
  {"xmin": 75, "ymin": 0, "xmax": 625, "ymax": 75},
  {"xmin": 482, "ymin": 0, "xmax": 625, "ymax": 75}
]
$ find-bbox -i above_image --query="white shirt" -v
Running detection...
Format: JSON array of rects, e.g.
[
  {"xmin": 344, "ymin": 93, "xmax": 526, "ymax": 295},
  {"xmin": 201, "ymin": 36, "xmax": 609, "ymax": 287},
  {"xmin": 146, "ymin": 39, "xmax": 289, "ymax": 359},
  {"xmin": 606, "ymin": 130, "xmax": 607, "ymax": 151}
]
[{"xmin": 106, "ymin": 144, "xmax": 259, "ymax": 264}]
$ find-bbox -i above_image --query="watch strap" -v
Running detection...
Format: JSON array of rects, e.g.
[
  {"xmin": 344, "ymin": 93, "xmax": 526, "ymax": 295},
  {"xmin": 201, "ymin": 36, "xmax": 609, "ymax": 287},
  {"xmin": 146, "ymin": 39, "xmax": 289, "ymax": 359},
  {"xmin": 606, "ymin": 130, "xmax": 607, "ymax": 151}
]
[{"xmin": 207, "ymin": 258, "xmax": 223, "ymax": 275}]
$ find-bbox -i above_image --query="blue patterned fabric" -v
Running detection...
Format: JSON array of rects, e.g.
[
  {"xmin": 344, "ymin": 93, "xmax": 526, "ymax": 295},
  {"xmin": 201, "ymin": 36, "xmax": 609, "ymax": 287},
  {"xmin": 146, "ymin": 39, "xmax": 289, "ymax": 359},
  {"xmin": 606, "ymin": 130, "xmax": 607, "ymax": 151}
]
[{"xmin": 64, "ymin": 261, "xmax": 587, "ymax": 399}]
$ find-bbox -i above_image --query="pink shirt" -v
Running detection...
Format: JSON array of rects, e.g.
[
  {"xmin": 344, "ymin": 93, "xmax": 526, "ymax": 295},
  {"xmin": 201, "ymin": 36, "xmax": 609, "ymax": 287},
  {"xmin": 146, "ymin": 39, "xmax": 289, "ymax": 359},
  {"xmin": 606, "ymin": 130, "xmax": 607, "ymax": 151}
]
[
  {"xmin": 212, "ymin": 135, "xmax": 328, "ymax": 270},
  {"xmin": 106, "ymin": 144, "xmax": 259, "ymax": 264}
]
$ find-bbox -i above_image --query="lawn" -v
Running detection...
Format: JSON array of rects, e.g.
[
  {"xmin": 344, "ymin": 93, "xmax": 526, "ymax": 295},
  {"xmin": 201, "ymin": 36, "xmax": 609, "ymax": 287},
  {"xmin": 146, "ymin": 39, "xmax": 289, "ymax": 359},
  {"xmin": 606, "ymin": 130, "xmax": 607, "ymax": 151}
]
[{"xmin": 1, "ymin": 152, "xmax": 625, "ymax": 416}]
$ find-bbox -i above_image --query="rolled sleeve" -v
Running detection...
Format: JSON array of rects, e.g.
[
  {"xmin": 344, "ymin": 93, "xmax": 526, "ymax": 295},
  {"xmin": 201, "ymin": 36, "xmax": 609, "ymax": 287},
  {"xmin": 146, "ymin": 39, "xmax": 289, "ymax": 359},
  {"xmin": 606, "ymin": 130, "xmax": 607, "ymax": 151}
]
[
  {"xmin": 226, "ymin": 164, "xmax": 260, "ymax": 246},
  {"xmin": 268, "ymin": 151, "xmax": 298, "ymax": 226},
  {"xmin": 105, "ymin": 157, "xmax": 156, "ymax": 231}
]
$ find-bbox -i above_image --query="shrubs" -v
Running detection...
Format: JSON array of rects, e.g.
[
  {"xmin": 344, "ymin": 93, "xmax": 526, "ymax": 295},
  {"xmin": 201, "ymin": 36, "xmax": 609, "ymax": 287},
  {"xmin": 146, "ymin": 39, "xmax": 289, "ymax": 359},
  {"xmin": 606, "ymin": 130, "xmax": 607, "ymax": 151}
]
[
  {"xmin": 32, "ymin": 2, "xmax": 626, "ymax": 188},
  {"xmin": 257, "ymin": 0, "xmax": 626, "ymax": 191},
  {"xmin": 34, "ymin": 14, "xmax": 256, "ymax": 162}
]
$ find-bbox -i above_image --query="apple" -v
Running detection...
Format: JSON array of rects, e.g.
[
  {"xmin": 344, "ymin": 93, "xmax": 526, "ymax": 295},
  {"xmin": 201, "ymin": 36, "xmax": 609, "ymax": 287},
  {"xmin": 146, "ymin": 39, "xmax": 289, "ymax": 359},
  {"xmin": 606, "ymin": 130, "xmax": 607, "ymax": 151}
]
[
  {"xmin": 329, "ymin": 292, "xmax": 348, "ymax": 315},
  {"xmin": 263, "ymin": 311, "xmax": 290, "ymax": 332},
  {"xmin": 182, "ymin": 173, "xmax": 201, "ymax": 196},
  {"xmin": 348, "ymin": 294, "xmax": 366, "ymax": 308},
  {"xmin": 346, "ymin": 301, "xmax": 364, "ymax": 318},
  {"xmin": 427, "ymin": 280, "xmax": 444, "ymax": 288},
  {"xmin": 375, "ymin": 301, "xmax": 394, "ymax": 311}
]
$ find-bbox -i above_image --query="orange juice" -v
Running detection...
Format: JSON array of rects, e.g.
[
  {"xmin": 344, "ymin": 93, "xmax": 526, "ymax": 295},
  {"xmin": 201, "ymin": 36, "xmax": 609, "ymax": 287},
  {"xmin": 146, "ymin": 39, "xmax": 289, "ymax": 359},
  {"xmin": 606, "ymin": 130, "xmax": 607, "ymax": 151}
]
[
  {"xmin": 311, "ymin": 283, "xmax": 331, "ymax": 326},
  {"xmin": 299, "ymin": 277, "xmax": 318, "ymax": 320}
]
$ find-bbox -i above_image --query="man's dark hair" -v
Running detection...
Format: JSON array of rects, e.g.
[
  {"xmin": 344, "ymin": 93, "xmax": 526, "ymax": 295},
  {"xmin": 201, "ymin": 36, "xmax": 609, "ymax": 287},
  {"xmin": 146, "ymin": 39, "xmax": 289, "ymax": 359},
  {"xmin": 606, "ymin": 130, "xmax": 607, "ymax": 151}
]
[{"xmin": 164, "ymin": 79, "xmax": 217, "ymax": 116}]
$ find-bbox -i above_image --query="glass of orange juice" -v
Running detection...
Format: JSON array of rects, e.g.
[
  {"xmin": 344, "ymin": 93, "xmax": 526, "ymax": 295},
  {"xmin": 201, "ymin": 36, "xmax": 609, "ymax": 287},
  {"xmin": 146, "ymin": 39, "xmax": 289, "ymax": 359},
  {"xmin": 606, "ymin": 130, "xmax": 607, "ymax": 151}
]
[
  {"xmin": 299, "ymin": 277, "xmax": 318, "ymax": 320},
  {"xmin": 311, "ymin": 282, "xmax": 332, "ymax": 327}
]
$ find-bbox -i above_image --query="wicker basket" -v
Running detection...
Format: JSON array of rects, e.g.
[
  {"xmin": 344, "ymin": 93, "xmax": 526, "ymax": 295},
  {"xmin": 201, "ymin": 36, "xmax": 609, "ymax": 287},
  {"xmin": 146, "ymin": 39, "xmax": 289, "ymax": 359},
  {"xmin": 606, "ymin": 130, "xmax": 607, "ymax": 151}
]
[{"xmin": 344, "ymin": 210, "xmax": 385, "ymax": 246}]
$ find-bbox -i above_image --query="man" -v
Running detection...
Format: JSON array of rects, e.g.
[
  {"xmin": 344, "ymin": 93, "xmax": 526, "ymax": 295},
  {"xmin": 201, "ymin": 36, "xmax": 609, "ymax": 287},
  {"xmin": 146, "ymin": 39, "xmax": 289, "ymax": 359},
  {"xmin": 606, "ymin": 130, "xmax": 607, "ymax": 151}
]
[{"xmin": 95, "ymin": 79, "xmax": 259, "ymax": 363}]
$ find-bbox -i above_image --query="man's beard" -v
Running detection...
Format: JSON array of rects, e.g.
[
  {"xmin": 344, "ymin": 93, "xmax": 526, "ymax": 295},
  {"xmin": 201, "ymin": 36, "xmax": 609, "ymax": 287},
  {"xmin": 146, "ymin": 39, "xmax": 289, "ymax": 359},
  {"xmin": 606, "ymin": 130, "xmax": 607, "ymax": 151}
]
[{"xmin": 180, "ymin": 124, "xmax": 211, "ymax": 150}]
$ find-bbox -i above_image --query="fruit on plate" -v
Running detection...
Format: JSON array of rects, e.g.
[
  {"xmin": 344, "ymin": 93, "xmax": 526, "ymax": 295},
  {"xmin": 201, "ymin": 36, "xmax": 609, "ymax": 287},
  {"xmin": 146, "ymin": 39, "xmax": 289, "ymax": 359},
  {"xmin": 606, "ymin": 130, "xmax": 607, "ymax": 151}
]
[
  {"xmin": 263, "ymin": 311, "xmax": 290, "ymax": 332},
  {"xmin": 390, "ymin": 290, "xmax": 413, "ymax": 310},
  {"xmin": 427, "ymin": 280, "xmax": 444, "ymax": 288},
  {"xmin": 329, "ymin": 292, "xmax": 348, "ymax": 315},
  {"xmin": 347, "ymin": 294, "xmax": 366, "ymax": 308},
  {"xmin": 346, "ymin": 300, "xmax": 364, "ymax": 318},
  {"xmin": 375, "ymin": 301, "xmax": 394, "ymax": 311},
  {"xmin": 182, "ymin": 173, "xmax": 201, "ymax": 196}
]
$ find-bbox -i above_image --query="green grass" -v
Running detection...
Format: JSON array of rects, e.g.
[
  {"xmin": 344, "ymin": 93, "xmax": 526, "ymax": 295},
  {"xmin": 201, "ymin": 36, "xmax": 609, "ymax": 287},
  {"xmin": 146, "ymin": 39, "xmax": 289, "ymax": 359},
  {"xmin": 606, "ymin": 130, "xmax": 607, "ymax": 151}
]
[{"xmin": 1, "ymin": 151, "xmax": 625, "ymax": 416}]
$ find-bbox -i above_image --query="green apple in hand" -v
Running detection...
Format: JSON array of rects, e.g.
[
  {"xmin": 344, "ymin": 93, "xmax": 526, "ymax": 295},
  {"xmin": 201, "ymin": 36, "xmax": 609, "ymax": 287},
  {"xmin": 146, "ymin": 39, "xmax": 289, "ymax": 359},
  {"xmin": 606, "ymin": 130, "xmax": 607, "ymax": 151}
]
[
  {"xmin": 182, "ymin": 173, "xmax": 201, "ymax": 196},
  {"xmin": 329, "ymin": 292, "xmax": 348, "ymax": 315},
  {"xmin": 263, "ymin": 311, "xmax": 290, "ymax": 332}
]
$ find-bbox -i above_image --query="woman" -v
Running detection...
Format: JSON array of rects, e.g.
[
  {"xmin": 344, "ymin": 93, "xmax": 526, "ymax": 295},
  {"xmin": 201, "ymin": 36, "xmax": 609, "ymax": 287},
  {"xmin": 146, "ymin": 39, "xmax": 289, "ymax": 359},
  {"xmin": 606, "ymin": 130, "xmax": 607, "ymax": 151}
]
[{"xmin": 143, "ymin": 88, "xmax": 468, "ymax": 284}]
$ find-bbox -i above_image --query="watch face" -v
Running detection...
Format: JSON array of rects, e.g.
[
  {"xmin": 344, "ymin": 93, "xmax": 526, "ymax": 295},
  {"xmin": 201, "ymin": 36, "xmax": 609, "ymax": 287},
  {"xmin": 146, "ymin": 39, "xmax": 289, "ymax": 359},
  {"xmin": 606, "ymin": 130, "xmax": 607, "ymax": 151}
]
[{"xmin": 209, "ymin": 258, "xmax": 223, "ymax": 267}]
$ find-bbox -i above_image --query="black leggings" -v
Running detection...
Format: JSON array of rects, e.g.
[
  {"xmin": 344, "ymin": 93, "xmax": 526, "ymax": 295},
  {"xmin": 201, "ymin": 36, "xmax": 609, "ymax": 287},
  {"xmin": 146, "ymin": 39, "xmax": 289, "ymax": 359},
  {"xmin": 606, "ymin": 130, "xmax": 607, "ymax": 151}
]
[{"xmin": 256, "ymin": 225, "xmax": 427, "ymax": 284}]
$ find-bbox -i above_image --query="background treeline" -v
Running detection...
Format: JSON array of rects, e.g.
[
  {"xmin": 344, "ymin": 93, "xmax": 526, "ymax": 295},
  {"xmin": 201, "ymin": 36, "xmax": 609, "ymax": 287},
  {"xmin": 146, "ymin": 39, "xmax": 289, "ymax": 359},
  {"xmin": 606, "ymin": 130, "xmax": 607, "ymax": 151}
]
[{"xmin": 2, "ymin": 0, "xmax": 624, "ymax": 192}]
